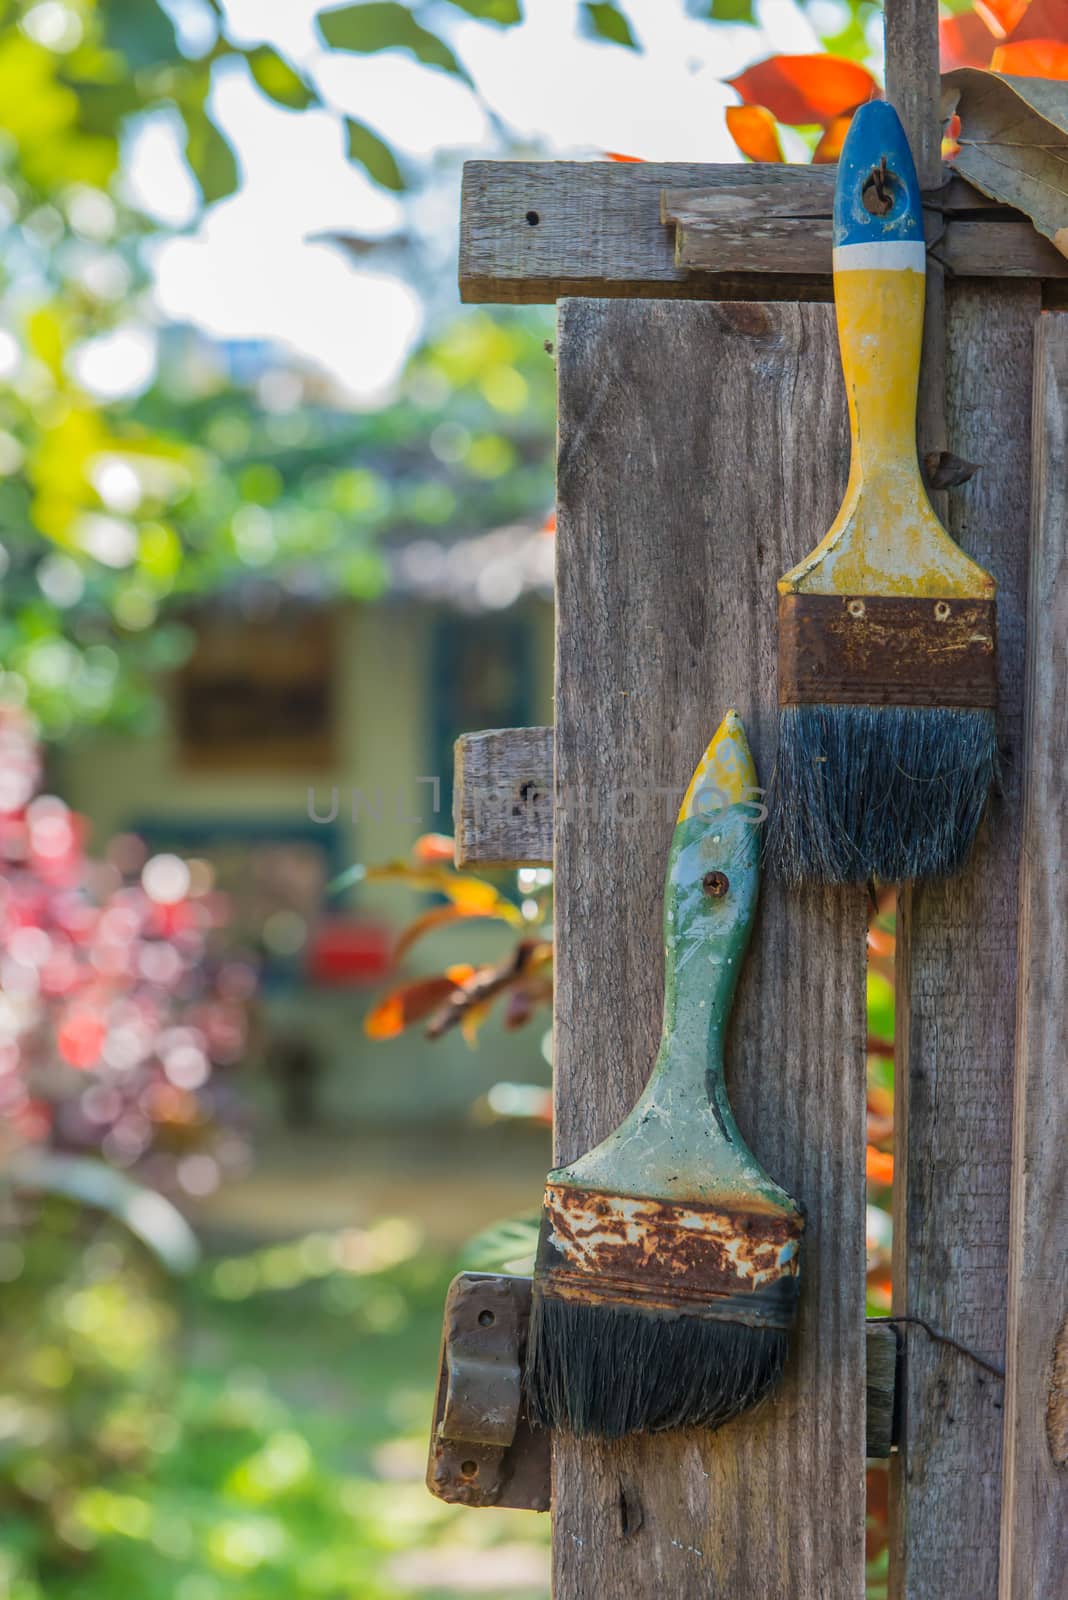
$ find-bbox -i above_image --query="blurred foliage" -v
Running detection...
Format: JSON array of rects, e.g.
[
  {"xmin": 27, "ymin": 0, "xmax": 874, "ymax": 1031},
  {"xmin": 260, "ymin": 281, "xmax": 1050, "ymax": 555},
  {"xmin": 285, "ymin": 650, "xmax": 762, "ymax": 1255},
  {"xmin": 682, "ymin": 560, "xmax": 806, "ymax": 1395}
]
[
  {"xmin": 347, "ymin": 834, "xmax": 553, "ymax": 1046},
  {"xmin": 0, "ymin": 1215, "xmax": 550, "ymax": 1599},
  {"xmin": 0, "ymin": 706, "xmax": 256, "ymax": 1194},
  {"xmin": 0, "ymin": 0, "xmax": 558, "ymax": 740}
]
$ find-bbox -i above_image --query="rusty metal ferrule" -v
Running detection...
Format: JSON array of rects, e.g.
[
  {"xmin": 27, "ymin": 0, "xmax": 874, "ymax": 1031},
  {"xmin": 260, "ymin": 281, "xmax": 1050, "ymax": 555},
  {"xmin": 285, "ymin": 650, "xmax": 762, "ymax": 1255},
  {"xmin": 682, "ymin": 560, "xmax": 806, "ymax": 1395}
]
[
  {"xmin": 778, "ymin": 593, "xmax": 998, "ymax": 709},
  {"xmin": 536, "ymin": 1184, "xmax": 804, "ymax": 1332}
]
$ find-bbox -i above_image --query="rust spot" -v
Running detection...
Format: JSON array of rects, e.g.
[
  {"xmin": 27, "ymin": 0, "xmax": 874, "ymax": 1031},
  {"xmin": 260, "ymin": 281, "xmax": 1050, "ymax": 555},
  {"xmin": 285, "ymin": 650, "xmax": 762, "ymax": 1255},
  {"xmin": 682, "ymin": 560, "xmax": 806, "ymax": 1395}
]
[
  {"xmin": 1047, "ymin": 1313, "xmax": 1068, "ymax": 1467},
  {"xmin": 778, "ymin": 594, "xmax": 998, "ymax": 709},
  {"xmin": 540, "ymin": 1185, "xmax": 802, "ymax": 1327},
  {"xmin": 702, "ymin": 870, "xmax": 729, "ymax": 898}
]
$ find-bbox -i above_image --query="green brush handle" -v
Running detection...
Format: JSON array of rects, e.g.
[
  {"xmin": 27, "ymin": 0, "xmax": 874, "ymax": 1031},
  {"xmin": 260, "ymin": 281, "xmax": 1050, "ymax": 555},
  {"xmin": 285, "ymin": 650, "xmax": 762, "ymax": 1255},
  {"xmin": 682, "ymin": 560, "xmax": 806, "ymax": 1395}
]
[{"xmin": 550, "ymin": 712, "xmax": 799, "ymax": 1218}]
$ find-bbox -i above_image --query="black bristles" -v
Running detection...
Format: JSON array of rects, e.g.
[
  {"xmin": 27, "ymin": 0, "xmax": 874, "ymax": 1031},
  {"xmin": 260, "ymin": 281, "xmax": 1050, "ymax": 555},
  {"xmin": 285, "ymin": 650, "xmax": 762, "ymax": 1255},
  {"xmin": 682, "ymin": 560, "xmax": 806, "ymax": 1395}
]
[
  {"xmin": 525, "ymin": 1296, "xmax": 788, "ymax": 1439},
  {"xmin": 767, "ymin": 704, "xmax": 999, "ymax": 887}
]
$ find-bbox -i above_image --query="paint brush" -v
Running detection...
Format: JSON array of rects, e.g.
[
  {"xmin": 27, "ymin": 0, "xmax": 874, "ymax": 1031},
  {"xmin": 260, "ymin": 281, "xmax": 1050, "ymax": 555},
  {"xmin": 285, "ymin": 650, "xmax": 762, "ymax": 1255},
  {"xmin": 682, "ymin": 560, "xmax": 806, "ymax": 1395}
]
[
  {"xmin": 768, "ymin": 99, "xmax": 998, "ymax": 887},
  {"xmin": 526, "ymin": 711, "xmax": 803, "ymax": 1439}
]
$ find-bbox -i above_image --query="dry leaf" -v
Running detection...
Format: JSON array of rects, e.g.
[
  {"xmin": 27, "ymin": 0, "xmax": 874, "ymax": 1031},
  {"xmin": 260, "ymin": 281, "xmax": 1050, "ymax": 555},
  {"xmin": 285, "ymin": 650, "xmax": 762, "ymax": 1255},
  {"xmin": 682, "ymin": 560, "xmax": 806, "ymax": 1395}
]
[{"xmin": 945, "ymin": 68, "xmax": 1068, "ymax": 258}]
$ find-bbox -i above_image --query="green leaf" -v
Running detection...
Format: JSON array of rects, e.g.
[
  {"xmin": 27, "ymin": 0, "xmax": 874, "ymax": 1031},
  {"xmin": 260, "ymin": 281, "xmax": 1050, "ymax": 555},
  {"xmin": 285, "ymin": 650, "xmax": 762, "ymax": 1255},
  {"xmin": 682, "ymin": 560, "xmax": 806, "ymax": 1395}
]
[
  {"xmin": 345, "ymin": 117, "xmax": 406, "ymax": 191},
  {"xmin": 579, "ymin": 1, "xmax": 638, "ymax": 47},
  {"xmin": 98, "ymin": 0, "xmax": 180, "ymax": 68},
  {"xmin": 246, "ymin": 45, "xmax": 318, "ymax": 110},
  {"xmin": 182, "ymin": 105, "xmax": 240, "ymax": 204},
  {"xmin": 707, "ymin": 0, "xmax": 755, "ymax": 21},
  {"xmin": 317, "ymin": 3, "xmax": 470, "ymax": 79},
  {"xmin": 443, "ymin": 0, "xmax": 523, "ymax": 21}
]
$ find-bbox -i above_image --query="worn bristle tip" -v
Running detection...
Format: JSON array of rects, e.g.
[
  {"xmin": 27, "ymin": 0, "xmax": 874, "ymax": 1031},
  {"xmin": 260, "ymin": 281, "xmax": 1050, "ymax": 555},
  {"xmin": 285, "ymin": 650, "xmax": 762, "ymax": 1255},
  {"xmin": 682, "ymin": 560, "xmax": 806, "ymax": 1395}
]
[
  {"xmin": 525, "ymin": 1297, "xmax": 789, "ymax": 1439},
  {"xmin": 767, "ymin": 705, "xmax": 999, "ymax": 887}
]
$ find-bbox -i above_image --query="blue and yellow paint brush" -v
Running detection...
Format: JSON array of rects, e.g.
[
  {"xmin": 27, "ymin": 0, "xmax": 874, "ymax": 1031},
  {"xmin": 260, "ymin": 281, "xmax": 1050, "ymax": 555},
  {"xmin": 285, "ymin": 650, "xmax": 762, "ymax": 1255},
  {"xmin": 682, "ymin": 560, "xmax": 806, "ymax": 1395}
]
[
  {"xmin": 768, "ymin": 99, "xmax": 998, "ymax": 886},
  {"xmin": 526, "ymin": 713, "xmax": 803, "ymax": 1439}
]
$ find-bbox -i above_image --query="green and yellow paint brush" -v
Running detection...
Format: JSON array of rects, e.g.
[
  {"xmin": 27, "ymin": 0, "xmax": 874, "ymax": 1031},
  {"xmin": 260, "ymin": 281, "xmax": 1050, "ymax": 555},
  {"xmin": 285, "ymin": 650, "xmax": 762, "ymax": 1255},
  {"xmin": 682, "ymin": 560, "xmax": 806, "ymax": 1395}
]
[
  {"xmin": 768, "ymin": 100, "xmax": 998, "ymax": 887},
  {"xmin": 526, "ymin": 712, "xmax": 803, "ymax": 1439}
]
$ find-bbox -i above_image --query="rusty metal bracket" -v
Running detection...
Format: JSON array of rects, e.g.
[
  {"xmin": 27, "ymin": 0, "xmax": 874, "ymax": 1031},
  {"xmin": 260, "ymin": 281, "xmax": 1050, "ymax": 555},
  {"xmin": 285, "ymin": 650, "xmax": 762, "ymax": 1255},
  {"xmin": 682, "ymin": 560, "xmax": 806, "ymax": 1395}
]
[
  {"xmin": 426, "ymin": 1272, "xmax": 550, "ymax": 1511},
  {"xmin": 426, "ymin": 1273, "xmax": 900, "ymax": 1508}
]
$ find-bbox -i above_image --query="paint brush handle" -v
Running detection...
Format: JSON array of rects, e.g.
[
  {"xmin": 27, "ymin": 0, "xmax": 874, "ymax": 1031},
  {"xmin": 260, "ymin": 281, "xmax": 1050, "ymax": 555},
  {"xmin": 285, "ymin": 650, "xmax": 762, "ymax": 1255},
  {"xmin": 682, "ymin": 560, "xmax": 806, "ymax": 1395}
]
[{"xmin": 833, "ymin": 101, "xmax": 927, "ymax": 476}]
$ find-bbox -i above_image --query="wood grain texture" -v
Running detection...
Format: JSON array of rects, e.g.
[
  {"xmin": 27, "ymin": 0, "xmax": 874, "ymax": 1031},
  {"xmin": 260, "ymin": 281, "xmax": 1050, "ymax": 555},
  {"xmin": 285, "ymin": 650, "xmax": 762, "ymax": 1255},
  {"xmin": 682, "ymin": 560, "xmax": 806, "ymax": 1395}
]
[
  {"xmin": 889, "ymin": 284, "xmax": 1040, "ymax": 1600},
  {"xmin": 460, "ymin": 161, "xmax": 832, "ymax": 304},
  {"xmin": 460, "ymin": 160, "xmax": 1054, "ymax": 304},
  {"xmin": 885, "ymin": 0, "xmax": 943, "ymax": 189},
  {"xmin": 553, "ymin": 298, "xmax": 868, "ymax": 1599},
  {"xmin": 670, "ymin": 216, "xmax": 1065, "ymax": 280},
  {"xmin": 452, "ymin": 727, "xmax": 553, "ymax": 866},
  {"xmin": 938, "ymin": 221, "xmax": 1068, "ymax": 280},
  {"xmin": 998, "ymin": 311, "xmax": 1068, "ymax": 1600}
]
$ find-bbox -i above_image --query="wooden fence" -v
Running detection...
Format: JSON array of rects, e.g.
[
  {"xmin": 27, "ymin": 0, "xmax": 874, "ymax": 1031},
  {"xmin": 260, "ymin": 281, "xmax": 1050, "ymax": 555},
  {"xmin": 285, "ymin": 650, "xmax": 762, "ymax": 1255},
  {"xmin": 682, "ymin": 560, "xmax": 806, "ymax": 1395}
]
[{"xmin": 449, "ymin": 2, "xmax": 1068, "ymax": 1592}]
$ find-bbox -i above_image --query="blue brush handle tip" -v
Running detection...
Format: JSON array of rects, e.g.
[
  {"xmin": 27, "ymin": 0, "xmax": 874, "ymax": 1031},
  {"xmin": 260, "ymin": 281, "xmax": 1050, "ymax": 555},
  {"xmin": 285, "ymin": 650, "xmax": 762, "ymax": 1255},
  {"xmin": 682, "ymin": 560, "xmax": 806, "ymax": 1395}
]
[{"xmin": 834, "ymin": 100, "xmax": 924, "ymax": 249}]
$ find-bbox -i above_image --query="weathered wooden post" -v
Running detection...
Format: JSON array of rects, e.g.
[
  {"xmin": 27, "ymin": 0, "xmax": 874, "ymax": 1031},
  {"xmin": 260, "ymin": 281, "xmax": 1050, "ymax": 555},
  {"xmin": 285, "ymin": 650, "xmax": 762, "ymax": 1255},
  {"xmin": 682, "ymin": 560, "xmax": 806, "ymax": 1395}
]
[{"xmin": 445, "ymin": 2, "xmax": 1068, "ymax": 1592}]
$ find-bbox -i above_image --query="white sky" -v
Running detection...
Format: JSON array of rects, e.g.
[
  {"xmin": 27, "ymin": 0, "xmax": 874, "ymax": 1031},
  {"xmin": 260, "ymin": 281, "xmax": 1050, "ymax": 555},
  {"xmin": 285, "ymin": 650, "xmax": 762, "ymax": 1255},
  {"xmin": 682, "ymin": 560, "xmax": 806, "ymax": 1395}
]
[{"xmin": 125, "ymin": 0, "xmax": 858, "ymax": 401}]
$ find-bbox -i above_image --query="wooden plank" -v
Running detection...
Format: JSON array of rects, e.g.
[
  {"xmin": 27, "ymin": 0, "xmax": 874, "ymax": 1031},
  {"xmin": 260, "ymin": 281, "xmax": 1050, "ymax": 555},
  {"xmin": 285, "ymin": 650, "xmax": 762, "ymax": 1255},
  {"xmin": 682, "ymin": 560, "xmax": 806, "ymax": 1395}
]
[
  {"xmin": 889, "ymin": 282, "xmax": 1040, "ymax": 1600},
  {"xmin": 553, "ymin": 297, "xmax": 868, "ymax": 1599},
  {"xmin": 660, "ymin": 173, "xmax": 1002, "ymax": 225},
  {"xmin": 452, "ymin": 727, "xmax": 552, "ymax": 866},
  {"xmin": 669, "ymin": 214, "xmax": 1066, "ymax": 280},
  {"xmin": 460, "ymin": 160, "xmax": 830, "ymax": 304},
  {"xmin": 885, "ymin": 0, "xmax": 943, "ymax": 187},
  {"xmin": 460, "ymin": 160, "xmax": 1048, "ymax": 303},
  {"xmin": 998, "ymin": 311, "xmax": 1068, "ymax": 1599},
  {"xmin": 939, "ymin": 220, "xmax": 1068, "ymax": 280}
]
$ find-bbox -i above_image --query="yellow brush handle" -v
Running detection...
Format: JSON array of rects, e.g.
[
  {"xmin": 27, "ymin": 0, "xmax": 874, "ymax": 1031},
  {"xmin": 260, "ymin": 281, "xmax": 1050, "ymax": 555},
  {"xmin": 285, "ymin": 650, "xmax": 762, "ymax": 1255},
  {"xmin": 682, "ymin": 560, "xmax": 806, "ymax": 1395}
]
[{"xmin": 780, "ymin": 110, "xmax": 995, "ymax": 601}]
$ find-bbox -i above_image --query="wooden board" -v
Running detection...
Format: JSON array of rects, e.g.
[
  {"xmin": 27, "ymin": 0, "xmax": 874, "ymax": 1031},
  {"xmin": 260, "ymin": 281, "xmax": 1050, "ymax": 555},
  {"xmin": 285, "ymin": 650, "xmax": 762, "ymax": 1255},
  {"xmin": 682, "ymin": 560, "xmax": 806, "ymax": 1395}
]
[
  {"xmin": 460, "ymin": 161, "xmax": 830, "ymax": 304},
  {"xmin": 667, "ymin": 214, "xmax": 1067, "ymax": 281},
  {"xmin": 890, "ymin": 282, "xmax": 1040, "ymax": 1600},
  {"xmin": 460, "ymin": 159, "xmax": 1057, "ymax": 304},
  {"xmin": 553, "ymin": 297, "xmax": 868, "ymax": 1598},
  {"xmin": 998, "ymin": 311, "xmax": 1068, "ymax": 1599},
  {"xmin": 452, "ymin": 727, "xmax": 553, "ymax": 866}
]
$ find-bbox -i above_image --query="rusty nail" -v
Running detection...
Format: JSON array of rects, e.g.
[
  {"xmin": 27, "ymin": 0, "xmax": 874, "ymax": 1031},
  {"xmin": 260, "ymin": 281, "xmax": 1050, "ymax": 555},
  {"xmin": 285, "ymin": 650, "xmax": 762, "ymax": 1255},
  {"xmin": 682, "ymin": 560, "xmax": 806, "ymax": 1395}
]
[{"xmin": 702, "ymin": 871, "xmax": 729, "ymax": 898}]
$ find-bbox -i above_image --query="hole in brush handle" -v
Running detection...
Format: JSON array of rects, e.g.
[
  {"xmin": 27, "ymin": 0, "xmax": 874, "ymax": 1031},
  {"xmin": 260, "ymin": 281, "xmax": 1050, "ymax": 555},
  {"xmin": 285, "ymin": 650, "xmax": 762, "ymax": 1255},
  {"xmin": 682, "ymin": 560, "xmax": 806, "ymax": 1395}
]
[{"xmin": 862, "ymin": 157, "xmax": 895, "ymax": 216}]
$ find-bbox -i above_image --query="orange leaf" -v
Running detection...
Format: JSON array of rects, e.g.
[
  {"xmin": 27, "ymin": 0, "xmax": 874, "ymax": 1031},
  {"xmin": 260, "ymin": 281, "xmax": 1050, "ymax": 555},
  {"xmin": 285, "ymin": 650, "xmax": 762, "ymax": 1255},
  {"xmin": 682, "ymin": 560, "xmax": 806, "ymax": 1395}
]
[
  {"xmin": 974, "ymin": 0, "xmax": 1032, "ymax": 36},
  {"xmin": 365, "ymin": 862, "xmax": 520, "ymax": 919},
  {"xmin": 604, "ymin": 150, "xmax": 643, "ymax": 162},
  {"xmin": 813, "ymin": 114, "xmax": 851, "ymax": 163},
  {"xmin": 866, "ymin": 1145, "xmax": 895, "ymax": 1185},
  {"xmin": 866, "ymin": 924, "xmax": 895, "ymax": 958},
  {"xmin": 727, "ymin": 55, "xmax": 879, "ymax": 127},
  {"xmin": 411, "ymin": 832, "xmax": 454, "ymax": 864},
  {"xmin": 940, "ymin": 9, "xmax": 999, "ymax": 68},
  {"xmin": 445, "ymin": 962, "xmax": 477, "ymax": 984},
  {"xmin": 364, "ymin": 973, "xmax": 468, "ymax": 1039},
  {"xmin": 1001, "ymin": 0, "xmax": 1068, "ymax": 42},
  {"xmin": 726, "ymin": 104, "xmax": 784, "ymax": 162},
  {"xmin": 393, "ymin": 903, "xmax": 514, "ymax": 964},
  {"xmin": 991, "ymin": 36, "xmax": 1068, "ymax": 73},
  {"xmin": 542, "ymin": 510, "xmax": 556, "ymax": 534}
]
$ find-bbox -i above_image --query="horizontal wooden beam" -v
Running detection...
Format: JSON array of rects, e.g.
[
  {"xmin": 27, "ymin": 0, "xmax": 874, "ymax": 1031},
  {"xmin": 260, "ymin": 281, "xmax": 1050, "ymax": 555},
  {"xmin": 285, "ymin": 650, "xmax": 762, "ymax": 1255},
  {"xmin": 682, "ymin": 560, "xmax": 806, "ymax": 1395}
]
[
  {"xmin": 460, "ymin": 161, "xmax": 836, "ymax": 304},
  {"xmin": 452, "ymin": 727, "xmax": 553, "ymax": 867},
  {"xmin": 666, "ymin": 192, "xmax": 1067, "ymax": 281},
  {"xmin": 460, "ymin": 160, "xmax": 1063, "ymax": 304}
]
